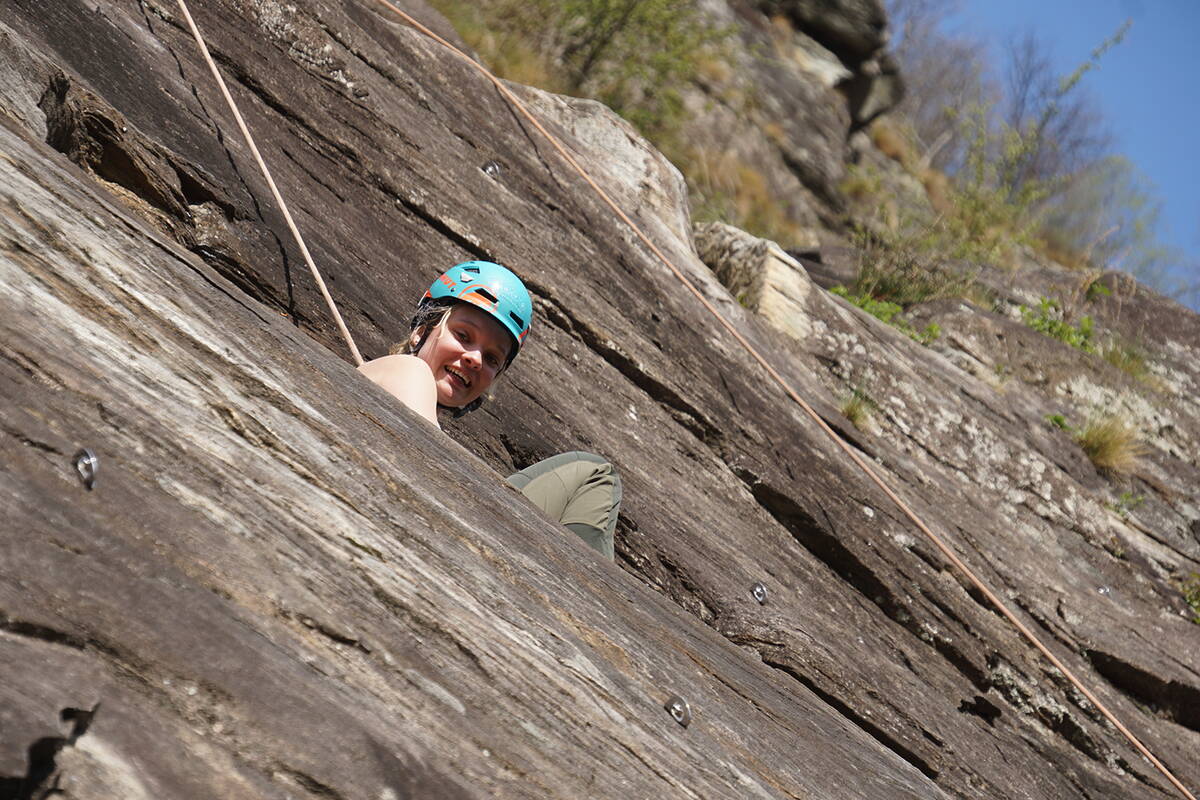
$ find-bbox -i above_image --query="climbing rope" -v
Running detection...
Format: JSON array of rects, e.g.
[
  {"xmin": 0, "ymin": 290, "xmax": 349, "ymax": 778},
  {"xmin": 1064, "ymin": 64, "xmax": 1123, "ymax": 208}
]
[
  {"xmin": 175, "ymin": 0, "xmax": 364, "ymax": 366},
  {"xmin": 174, "ymin": 0, "xmax": 1193, "ymax": 796},
  {"xmin": 364, "ymin": 3, "xmax": 1195, "ymax": 797}
]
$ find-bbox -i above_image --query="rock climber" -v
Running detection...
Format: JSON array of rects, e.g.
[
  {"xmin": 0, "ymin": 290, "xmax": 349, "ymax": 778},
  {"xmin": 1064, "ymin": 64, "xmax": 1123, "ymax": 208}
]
[{"xmin": 357, "ymin": 260, "xmax": 620, "ymax": 559}]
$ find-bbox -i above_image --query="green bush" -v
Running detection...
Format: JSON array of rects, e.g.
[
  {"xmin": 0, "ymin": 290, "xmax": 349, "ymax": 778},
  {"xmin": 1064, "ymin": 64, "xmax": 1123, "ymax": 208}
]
[
  {"xmin": 1046, "ymin": 413, "xmax": 1070, "ymax": 431},
  {"xmin": 940, "ymin": 105, "xmax": 1050, "ymax": 265},
  {"xmin": 429, "ymin": 0, "xmax": 731, "ymax": 144},
  {"xmin": 1182, "ymin": 574, "xmax": 1200, "ymax": 625},
  {"xmin": 1021, "ymin": 297, "xmax": 1097, "ymax": 352},
  {"xmin": 848, "ymin": 23, "xmax": 1131, "ymax": 271},
  {"xmin": 830, "ymin": 286, "xmax": 941, "ymax": 345},
  {"xmin": 1085, "ymin": 279, "xmax": 1112, "ymax": 301},
  {"xmin": 847, "ymin": 225, "xmax": 980, "ymax": 308}
]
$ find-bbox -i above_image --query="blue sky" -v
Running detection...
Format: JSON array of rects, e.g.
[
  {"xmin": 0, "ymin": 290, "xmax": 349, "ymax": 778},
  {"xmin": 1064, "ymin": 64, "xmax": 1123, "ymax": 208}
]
[{"xmin": 945, "ymin": 0, "xmax": 1198, "ymax": 301}]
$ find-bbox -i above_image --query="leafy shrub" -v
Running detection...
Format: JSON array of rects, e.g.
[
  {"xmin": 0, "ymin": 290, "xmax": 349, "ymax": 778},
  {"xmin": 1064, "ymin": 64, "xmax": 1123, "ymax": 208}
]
[
  {"xmin": 940, "ymin": 106, "xmax": 1051, "ymax": 265},
  {"xmin": 1046, "ymin": 413, "xmax": 1070, "ymax": 431},
  {"xmin": 853, "ymin": 19, "xmax": 1132, "ymax": 271},
  {"xmin": 1021, "ymin": 298, "xmax": 1162, "ymax": 387},
  {"xmin": 1106, "ymin": 490, "xmax": 1144, "ymax": 519},
  {"xmin": 427, "ymin": 0, "xmax": 731, "ymax": 144},
  {"xmin": 852, "ymin": 226, "xmax": 978, "ymax": 307},
  {"xmin": 917, "ymin": 322, "xmax": 942, "ymax": 345},
  {"xmin": 1085, "ymin": 279, "xmax": 1113, "ymax": 301},
  {"xmin": 1182, "ymin": 574, "xmax": 1200, "ymax": 624},
  {"xmin": 1020, "ymin": 297, "xmax": 1097, "ymax": 352},
  {"xmin": 1075, "ymin": 414, "xmax": 1145, "ymax": 474},
  {"xmin": 830, "ymin": 286, "xmax": 941, "ymax": 345}
]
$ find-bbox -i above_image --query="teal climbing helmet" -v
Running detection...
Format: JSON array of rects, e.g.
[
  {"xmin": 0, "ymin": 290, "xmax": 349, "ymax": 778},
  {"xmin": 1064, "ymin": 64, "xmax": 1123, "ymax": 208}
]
[{"xmin": 421, "ymin": 260, "xmax": 533, "ymax": 359}]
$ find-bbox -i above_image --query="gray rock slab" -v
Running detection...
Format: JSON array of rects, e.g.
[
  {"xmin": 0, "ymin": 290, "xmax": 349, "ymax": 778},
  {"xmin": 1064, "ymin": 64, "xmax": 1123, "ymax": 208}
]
[{"xmin": 1, "ymin": 1, "xmax": 1197, "ymax": 798}]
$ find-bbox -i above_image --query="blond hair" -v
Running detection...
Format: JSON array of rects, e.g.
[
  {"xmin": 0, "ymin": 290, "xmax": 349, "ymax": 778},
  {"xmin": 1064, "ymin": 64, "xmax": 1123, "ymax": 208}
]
[{"xmin": 391, "ymin": 302, "xmax": 492, "ymax": 417}]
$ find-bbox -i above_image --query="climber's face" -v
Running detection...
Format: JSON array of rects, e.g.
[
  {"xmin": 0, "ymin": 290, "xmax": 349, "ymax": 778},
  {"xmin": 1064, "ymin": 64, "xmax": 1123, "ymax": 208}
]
[{"xmin": 414, "ymin": 304, "xmax": 512, "ymax": 407}]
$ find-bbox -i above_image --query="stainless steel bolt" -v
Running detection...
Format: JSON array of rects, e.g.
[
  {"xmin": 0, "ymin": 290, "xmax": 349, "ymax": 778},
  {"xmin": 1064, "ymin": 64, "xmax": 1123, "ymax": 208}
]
[
  {"xmin": 752, "ymin": 582, "xmax": 768, "ymax": 605},
  {"xmin": 664, "ymin": 695, "xmax": 691, "ymax": 728},
  {"xmin": 74, "ymin": 448, "xmax": 98, "ymax": 491}
]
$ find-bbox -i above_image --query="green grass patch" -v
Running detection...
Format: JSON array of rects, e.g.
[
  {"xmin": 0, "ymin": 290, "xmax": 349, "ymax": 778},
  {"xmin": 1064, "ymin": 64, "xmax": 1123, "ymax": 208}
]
[
  {"xmin": 1086, "ymin": 279, "xmax": 1113, "ymax": 301},
  {"xmin": 830, "ymin": 286, "xmax": 942, "ymax": 345}
]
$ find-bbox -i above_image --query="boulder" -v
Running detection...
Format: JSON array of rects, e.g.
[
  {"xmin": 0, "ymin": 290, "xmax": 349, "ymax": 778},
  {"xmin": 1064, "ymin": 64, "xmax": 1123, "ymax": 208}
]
[
  {"xmin": 754, "ymin": 0, "xmax": 890, "ymax": 65},
  {"xmin": 694, "ymin": 220, "xmax": 823, "ymax": 342}
]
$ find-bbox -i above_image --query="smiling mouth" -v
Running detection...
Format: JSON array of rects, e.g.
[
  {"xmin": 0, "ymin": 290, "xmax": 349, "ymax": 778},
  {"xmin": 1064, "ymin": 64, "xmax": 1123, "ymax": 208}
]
[{"xmin": 445, "ymin": 366, "xmax": 471, "ymax": 388}]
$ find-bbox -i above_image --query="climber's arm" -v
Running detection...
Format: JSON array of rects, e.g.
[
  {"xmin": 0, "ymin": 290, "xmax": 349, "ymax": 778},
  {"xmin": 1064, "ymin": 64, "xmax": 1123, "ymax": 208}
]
[{"xmin": 357, "ymin": 354, "xmax": 440, "ymax": 427}]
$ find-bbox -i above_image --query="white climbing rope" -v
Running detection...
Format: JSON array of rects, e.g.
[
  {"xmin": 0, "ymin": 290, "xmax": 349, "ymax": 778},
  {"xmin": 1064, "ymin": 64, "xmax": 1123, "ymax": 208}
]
[
  {"xmin": 364, "ymin": 2, "xmax": 1196, "ymax": 797},
  {"xmin": 175, "ymin": 0, "xmax": 364, "ymax": 366}
]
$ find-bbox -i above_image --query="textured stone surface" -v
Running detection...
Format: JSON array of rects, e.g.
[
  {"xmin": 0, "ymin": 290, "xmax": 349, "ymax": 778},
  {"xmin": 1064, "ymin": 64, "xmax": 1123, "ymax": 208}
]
[
  {"xmin": 0, "ymin": 109, "xmax": 938, "ymax": 800},
  {"xmin": 1, "ymin": 1, "xmax": 1198, "ymax": 799},
  {"xmin": 756, "ymin": 0, "xmax": 890, "ymax": 64},
  {"xmin": 694, "ymin": 221, "xmax": 822, "ymax": 342},
  {"xmin": 678, "ymin": 0, "xmax": 905, "ymax": 238}
]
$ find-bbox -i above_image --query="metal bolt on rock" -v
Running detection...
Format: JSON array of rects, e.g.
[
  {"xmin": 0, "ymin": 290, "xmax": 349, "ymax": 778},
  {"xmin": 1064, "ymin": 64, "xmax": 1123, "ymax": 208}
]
[
  {"xmin": 664, "ymin": 695, "xmax": 691, "ymax": 728},
  {"xmin": 751, "ymin": 582, "xmax": 768, "ymax": 605},
  {"xmin": 482, "ymin": 160, "xmax": 502, "ymax": 177},
  {"xmin": 74, "ymin": 448, "xmax": 98, "ymax": 490}
]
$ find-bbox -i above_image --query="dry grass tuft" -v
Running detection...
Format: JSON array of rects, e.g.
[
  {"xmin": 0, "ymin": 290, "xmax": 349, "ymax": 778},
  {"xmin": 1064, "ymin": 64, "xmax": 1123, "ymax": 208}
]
[
  {"xmin": 840, "ymin": 389, "xmax": 877, "ymax": 433},
  {"xmin": 870, "ymin": 119, "xmax": 915, "ymax": 168},
  {"xmin": 686, "ymin": 147, "xmax": 810, "ymax": 246},
  {"xmin": 1075, "ymin": 414, "xmax": 1147, "ymax": 474},
  {"xmin": 918, "ymin": 168, "xmax": 952, "ymax": 214},
  {"xmin": 1036, "ymin": 238, "xmax": 1090, "ymax": 271},
  {"xmin": 768, "ymin": 14, "xmax": 794, "ymax": 40},
  {"xmin": 696, "ymin": 55, "xmax": 733, "ymax": 85},
  {"xmin": 839, "ymin": 164, "xmax": 883, "ymax": 202},
  {"xmin": 762, "ymin": 121, "xmax": 787, "ymax": 146}
]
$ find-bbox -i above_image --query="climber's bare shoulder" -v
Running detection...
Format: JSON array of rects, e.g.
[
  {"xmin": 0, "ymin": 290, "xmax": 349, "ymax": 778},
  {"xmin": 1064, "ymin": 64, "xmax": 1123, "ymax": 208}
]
[{"xmin": 357, "ymin": 354, "xmax": 439, "ymax": 428}]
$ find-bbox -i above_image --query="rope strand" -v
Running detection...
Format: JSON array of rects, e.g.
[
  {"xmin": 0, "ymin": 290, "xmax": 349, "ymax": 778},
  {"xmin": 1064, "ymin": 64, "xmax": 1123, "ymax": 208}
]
[
  {"xmin": 176, "ymin": 0, "xmax": 364, "ymax": 366},
  {"xmin": 369, "ymin": 2, "xmax": 1195, "ymax": 796}
]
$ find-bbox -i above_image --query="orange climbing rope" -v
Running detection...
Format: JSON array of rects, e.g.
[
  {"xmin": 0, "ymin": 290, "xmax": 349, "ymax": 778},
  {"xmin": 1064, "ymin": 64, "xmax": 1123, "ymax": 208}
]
[
  {"xmin": 364, "ymin": 2, "xmax": 1194, "ymax": 797},
  {"xmin": 174, "ymin": 0, "xmax": 1194, "ymax": 796},
  {"xmin": 175, "ymin": 0, "xmax": 364, "ymax": 366}
]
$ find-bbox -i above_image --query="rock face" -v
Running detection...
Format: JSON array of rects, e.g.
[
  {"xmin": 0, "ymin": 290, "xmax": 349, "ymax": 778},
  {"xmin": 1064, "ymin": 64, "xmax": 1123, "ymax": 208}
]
[
  {"xmin": 695, "ymin": 220, "xmax": 823, "ymax": 343},
  {"xmin": 1, "ymin": 3, "xmax": 1198, "ymax": 800},
  {"xmin": 677, "ymin": 0, "xmax": 905, "ymax": 237}
]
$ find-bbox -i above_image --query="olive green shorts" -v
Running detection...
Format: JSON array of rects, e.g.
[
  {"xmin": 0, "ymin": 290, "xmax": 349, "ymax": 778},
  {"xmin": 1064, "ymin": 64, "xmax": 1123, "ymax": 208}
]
[{"xmin": 507, "ymin": 451, "xmax": 621, "ymax": 560}]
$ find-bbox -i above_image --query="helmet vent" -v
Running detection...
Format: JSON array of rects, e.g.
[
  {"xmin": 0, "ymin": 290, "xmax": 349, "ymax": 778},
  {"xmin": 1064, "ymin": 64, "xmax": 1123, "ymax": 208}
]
[
  {"xmin": 474, "ymin": 288, "xmax": 498, "ymax": 304},
  {"xmin": 509, "ymin": 311, "xmax": 526, "ymax": 329},
  {"xmin": 462, "ymin": 265, "xmax": 481, "ymax": 274}
]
